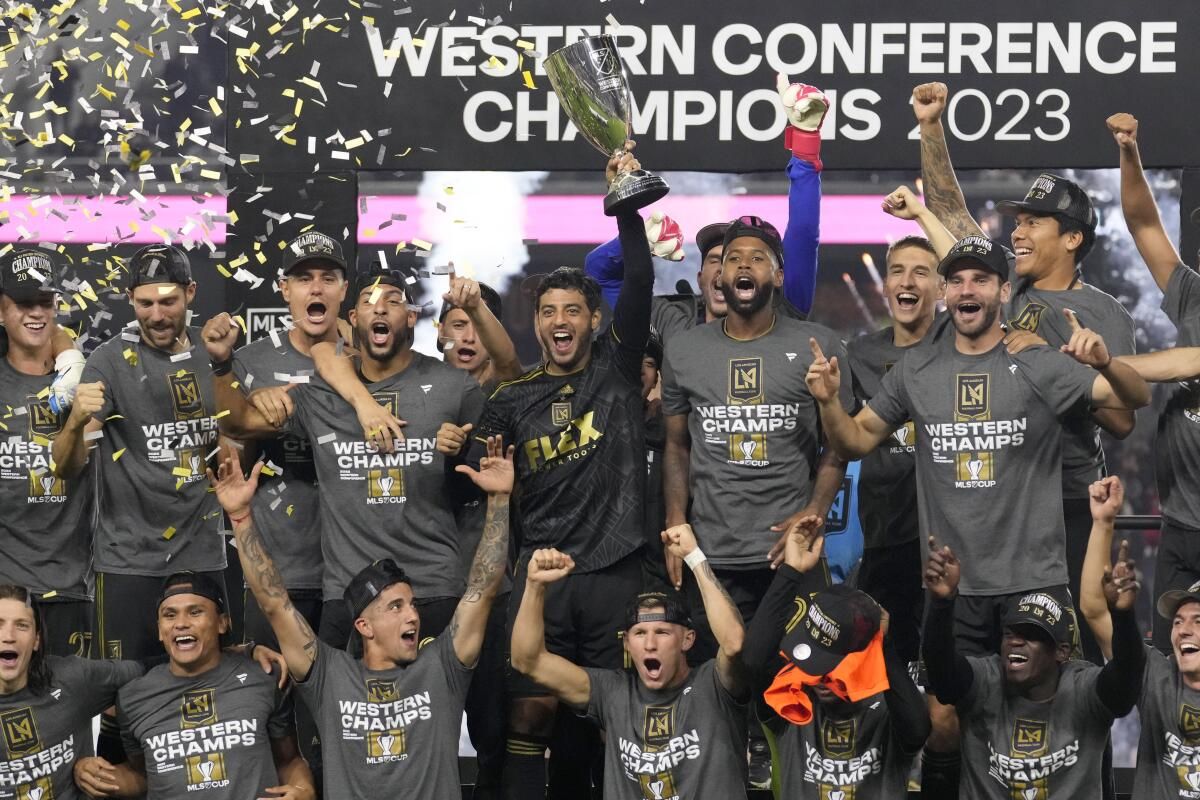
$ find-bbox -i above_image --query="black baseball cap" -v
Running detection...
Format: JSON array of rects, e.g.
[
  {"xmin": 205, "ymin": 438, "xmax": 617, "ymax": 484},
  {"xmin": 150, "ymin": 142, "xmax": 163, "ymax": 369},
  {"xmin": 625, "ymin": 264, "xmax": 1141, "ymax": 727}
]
[
  {"xmin": 1158, "ymin": 580, "xmax": 1200, "ymax": 619},
  {"xmin": 721, "ymin": 216, "xmax": 785, "ymax": 268},
  {"xmin": 0, "ymin": 249, "xmax": 59, "ymax": 301},
  {"xmin": 282, "ymin": 231, "xmax": 348, "ymax": 275},
  {"xmin": 995, "ymin": 173, "xmax": 1097, "ymax": 229},
  {"xmin": 1002, "ymin": 588, "xmax": 1074, "ymax": 645},
  {"xmin": 781, "ymin": 584, "xmax": 881, "ymax": 676},
  {"xmin": 644, "ymin": 330, "xmax": 664, "ymax": 366},
  {"xmin": 157, "ymin": 571, "xmax": 226, "ymax": 613},
  {"xmin": 353, "ymin": 265, "xmax": 409, "ymax": 301},
  {"xmin": 937, "ymin": 235, "xmax": 1010, "ymax": 278},
  {"xmin": 695, "ymin": 223, "xmax": 729, "ymax": 257},
  {"xmin": 624, "ymin": 592, "xmax": 692, "ymax": 631},
  {"xmin": 128, "ymin": 244, "xmax": 192, "ymax": 290},
  {"xmin": 345, "ymin": 559, "xmax": 411, "ymax": 620}
]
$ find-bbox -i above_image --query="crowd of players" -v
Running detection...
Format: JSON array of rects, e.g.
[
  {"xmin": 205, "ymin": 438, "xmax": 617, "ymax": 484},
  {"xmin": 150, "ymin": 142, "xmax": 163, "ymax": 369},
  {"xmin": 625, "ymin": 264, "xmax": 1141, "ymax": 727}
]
[{"xmin": 2, "ymin": 76, "xmax": 1200, "ymax": 800}]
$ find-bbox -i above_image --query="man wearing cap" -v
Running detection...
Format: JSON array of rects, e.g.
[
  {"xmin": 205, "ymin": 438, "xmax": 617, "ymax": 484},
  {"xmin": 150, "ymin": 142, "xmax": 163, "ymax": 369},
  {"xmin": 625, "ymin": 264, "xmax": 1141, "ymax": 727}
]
[
  {"xmin": 584, "ymin": 74, "xmax": 827, "ymax": 338},
  {"xmin": 806, "ymin": 234, "xmax": 1150, "ymax": 799},
  {"xmin": 0, "ymin": 249, "xmax": 94, "ymax": 656},
  {"xmin": 74, "ymin": 571, "xmax": 315, "ymax": 799},
  {"xmin": 661, "ymin": 215, "xmax": 852, "ymax": 650},
  {"xmin": 208, "ymin": 426, "xmax": 514, "ymax": 799},
  {"xmin": 742, "ymin": 533, "xmax": 930, "ymax": 799},
  {"xmin": 210, "ymin": 263, "xmax": 484, "ymax": 649},
  {"xmin": 510, "ymin": 523, "xmax": 751, "ymax": 800},
  {"xmin": 1108, "ymin": 111, "xmax": 1200, "ymax": 655},
  {"xmin": 922, "ymin": 535, "xmax": 1143, "ymax": 798},
  {"xmin": 53, "ymin": 244, "xmax": 230, "ymax": 662},
  {"xmin": 912, "ymin": 82, "xmax": 1138, "ymax": 667}
]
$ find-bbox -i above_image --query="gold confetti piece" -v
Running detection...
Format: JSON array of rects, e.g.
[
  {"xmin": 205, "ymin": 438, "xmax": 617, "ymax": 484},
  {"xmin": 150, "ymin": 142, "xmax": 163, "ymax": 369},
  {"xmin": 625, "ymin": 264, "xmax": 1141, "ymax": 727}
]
[
  {"xmin": 522, "ymin": 70, "xmax": 536, "ymax": 89},
  {"xmin": 162, "ymin": 526, "xmax": 177, "ymax": 540},
  {"xmin": 412, "ymin": 238, "xmax": 433, "ymax": 251},
  {"xmin": 179, "ymin": 7, "xmax": 201, "ymax": 19},
  {"xmin": 260, "ymin": 465, "xmax": 277, "ymax": 477},
  {"xmin": 230, "ymin": 381, "xmax": 240, "ymax": 390},
  {"xmin": 411, "ymin": 37, "xmax": 426, "ymax": 47},
  {"xmin": 233, "ymin": 315, "xmax": 247, "ymax": 333},
  {"xmin": 286, "ymin": 504, "xmax": 295, "ymax": 516},
  {"xmin": 122, "ymin": 348, "xmax": 138, "ymax": 366},
  {"xmin": 110, "ymin": 32, "xmax": 129, "ymax": 48},
  {"xmin": 36, "ymin": 386, "xmax": 49, "ymax": 399},
  {"xmin": 112, "ymin": 448, "xmax": 126, "ymax": 461},
  {"xmin": 172, "ymin": 466, "xmax": 193, "ymax": 477},
  {"xmin": 200, "ymin": 169, "xmax": 221, "ymax": 180},
  {"xmin": 516, "ymin": 39, "xmax": 534, "ymax": 49},
  {"xmin": 158, "ymin": 284, "xmax": 176, "ymax": 295},
  {"xmin": 208, "ymin": 97, "xmax": 222, "ymax": 117},
  {"xmin": 31, "ymin": 434, "xmax": 51, "ymax": 447},
  {"xmin": 42, "ymin": 590, "xmax": 57, "ymax": 599},
  {"xmin": 214, "ymin": 409, "xmax": 231, "ymax": 419}
]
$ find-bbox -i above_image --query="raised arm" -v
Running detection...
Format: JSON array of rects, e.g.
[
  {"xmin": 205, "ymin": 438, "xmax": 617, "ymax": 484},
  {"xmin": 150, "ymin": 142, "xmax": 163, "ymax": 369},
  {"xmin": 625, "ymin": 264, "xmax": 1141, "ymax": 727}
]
[
  {"xmin": 805, "ymin": 338, "xmax": 894, "ymax": 459},
  {"xmin": 922, "ymin": 538, "xmax": 974, "ymax": 704},
  {"xmin": 1059, "ymin": 310, "xmax": 1151, "ymax": 410},
  {"xmin": 1095, "ymin": 543, "xmax": 1145, "ymax": 716},
  {"xmin": 51, "ymin": 382, "xmax": 104, "ymax": 479},
  {"xmin": 662, "ymin": 524, "xmax": 746, "ymax": 697},
  {"xmin": 202, "ymin": 312, "xmax": 288, "ymax": 440},
  {"xmin": 310, "ymin": 340, "xmax": 405, "ymax": 452},
  {"xmin": 769, "ymin": 446, "xmax": 845, "ymax": 568},
  {"xmin": 608, "ymin": 147, "xmax": 654, "ymax": 360},
  {"xmin": 1081, "ymin": 477, "xmax": 1124, "ymax": 660},
  {"xmin": 444, "ymin": 269, "xmax": 522, "ymax": 382},
  {"xmin": 662, "ymin": 413, "xmax": 691, "ymax": 589},
  {"xmin": 882, "ymin": 625, "xmax": 932, "ymax": 755},
  {"xmin": 583, "ymin": 236, "xmax": 625, "ymax": 309},
  {"xmin": 447, "ymin": 435, "xmax": 514, "ymax": 667},
  {"xmin": 209, "ymin": 449, "xmax": 318, "ymax": 681},
  {"xmin": 776, "ymin": 74, "xmax": 829, "ymax": 315},
  {"xmin": 1118, "ymin": 346, "xmax": 1200, "ymax": 382},
  {"xmin": 1108, "ymin": 113, "xmax": 1181, "ymax": 292},
  {"xmin": 509, "ymin": 549, "xmax": 592, "ymax": 709},
  {"xmin": 913, "ymin": 82, "xmax": 985, "ymax": 240},
  {"xmin": 881, "ymin": 185, "xmax": 958, "ymax": 258}
]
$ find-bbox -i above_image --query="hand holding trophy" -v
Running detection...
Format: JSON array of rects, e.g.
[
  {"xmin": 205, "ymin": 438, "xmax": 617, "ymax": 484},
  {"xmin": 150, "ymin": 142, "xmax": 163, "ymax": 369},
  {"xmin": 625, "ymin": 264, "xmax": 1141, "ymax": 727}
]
[{"xmin": 545, "ymin": 35, "xmax": 670, "ymax": 216}]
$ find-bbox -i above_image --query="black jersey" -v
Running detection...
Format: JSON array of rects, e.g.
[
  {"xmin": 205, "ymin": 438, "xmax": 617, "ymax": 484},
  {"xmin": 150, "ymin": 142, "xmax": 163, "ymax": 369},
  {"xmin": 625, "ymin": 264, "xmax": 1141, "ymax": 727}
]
[{"xmin": 475, "ymin": 212, "xmax": 652, "ymax": 573}]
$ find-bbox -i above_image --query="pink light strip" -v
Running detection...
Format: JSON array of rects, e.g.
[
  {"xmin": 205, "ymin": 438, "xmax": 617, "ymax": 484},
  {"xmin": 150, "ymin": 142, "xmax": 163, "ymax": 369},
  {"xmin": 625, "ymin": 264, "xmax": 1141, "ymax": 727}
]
[{"xmin": 0, "ymin": 194, "xmax": 920, "ymax": 246}]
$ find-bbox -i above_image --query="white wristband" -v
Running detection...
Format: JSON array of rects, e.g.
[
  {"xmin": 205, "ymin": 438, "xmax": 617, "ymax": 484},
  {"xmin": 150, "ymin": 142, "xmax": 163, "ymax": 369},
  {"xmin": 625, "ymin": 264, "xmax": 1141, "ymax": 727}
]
[{"xmin": 684, "ymin": 549, "xmax": 707, "ymax": 570}]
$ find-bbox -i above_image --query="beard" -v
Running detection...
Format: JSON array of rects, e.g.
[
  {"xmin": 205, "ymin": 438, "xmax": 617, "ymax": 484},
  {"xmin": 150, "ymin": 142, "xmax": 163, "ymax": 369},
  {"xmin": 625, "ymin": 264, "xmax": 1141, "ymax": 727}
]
[
  {"xmin": 359, "ymin": 321, "xmax": 413, "ymax": 362},
  {"xmin": 719, "ymin": 281, "xmax": 773, "ymax": 318},
  {"xmin": 952, "ymin": 296, "xmax": 1002, "ymax": 339}
]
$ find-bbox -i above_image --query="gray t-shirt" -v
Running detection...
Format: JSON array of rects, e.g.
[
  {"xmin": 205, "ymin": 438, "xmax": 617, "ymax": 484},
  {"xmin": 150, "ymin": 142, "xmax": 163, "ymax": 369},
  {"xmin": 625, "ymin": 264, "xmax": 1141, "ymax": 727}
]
[
  {"xmin": 0, "ymin": 656, "xmax": 143, "ymax": 800},
  {"xmin": 0, "ymin": 359, "xmax": 92, "ymax": 599},
  {"xmin": 1007, "ymin": 280, "xmax": 1137, "ymax": 497},
  {"xmin": 1157, "ymin": 264, "xmax": 1200, "ymax": 531},
  {"xmin": 286, "ymin": 352, "xmax": 483, "ymax": 600},
  {"xmin": 585, "ymin": 660, "xmax": 749, "ymax": 800},
  {"xmin": 957, "ymin": 655, "xmax": 1112, "ymax": 799},
  {"xmin": 847, "ymin": 326, "xmax": 921, "ymax": 550},
  {"xmin": 117, "ymin": 654, "xmax": 291, "ymax": 798},
  {"xmin": 771, "ymin": 695, "xmax": 915, "ymax": 799},
  {"xmin": 651, "ymin": 295, "xmax": 700, "ymax": 345},
  {"xmin": 868, "ymin": 325, "xmax": 1095, "ymax": 595},
  {"xmin": 1134, "ymin": 644, "xmax": 1200, "ymax": 798},
  {"xmin": 81, "ymin": 325, "xmax": 225, "ymax": 575},
  {"xmin": 297, "ymin": 635, "xmax": 472, "ymax": 800},
  {"xmin": 661, "ymin": 316, "xmax": 853, "ymax": 567},
  {"xmin": 233, "ymin": 333, "xmax": 322, "ymax": 591}
]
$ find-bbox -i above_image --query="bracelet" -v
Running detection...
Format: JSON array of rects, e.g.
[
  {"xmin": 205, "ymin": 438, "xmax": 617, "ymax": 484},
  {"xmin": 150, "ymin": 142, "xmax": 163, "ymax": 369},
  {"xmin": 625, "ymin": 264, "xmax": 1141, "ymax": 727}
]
[
  {"xmin": 211, "ymin": 359, "xmax": 233, "ymax": 376},
  {"xmin": 229, "ymin": 511, "xmax": 250, "ymax": 525},
  {"xmin": 684, "ymin": 549, "xmax": 707, "ymax": 570}
]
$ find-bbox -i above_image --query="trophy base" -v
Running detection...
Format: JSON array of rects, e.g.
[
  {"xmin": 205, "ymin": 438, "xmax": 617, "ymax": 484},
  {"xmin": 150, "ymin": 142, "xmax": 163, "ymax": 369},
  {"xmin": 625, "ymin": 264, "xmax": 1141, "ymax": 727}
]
[{"xmin": 603, "ymin": 170, "xmax": 670, "ymax": 217}]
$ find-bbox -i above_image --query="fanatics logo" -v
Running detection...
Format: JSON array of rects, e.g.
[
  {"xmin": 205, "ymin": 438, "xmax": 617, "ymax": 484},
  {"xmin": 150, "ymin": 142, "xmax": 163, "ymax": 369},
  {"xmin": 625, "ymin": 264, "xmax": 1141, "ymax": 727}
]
[
  {"xmin": 236, "ymin": 673, "xmax": 248, "ymax": 684},
  {"xmin": 420, "ymin": 384, "xmax": 432, "ymax": 394},
  {"xmin": 785, "ymin": 352, "xmax": 797, "ymax": 362}
]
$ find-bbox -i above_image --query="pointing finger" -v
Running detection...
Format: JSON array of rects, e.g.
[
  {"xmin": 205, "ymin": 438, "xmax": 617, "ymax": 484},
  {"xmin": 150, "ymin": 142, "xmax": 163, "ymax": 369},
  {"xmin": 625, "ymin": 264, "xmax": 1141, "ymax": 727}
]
[
  {"xmin": 808, "ymin": 337, "xmax": 826, "ymax": 361},
  {"xmin": 1063, "ymin": 308, "xmax": 1082, "ymax": 333}
]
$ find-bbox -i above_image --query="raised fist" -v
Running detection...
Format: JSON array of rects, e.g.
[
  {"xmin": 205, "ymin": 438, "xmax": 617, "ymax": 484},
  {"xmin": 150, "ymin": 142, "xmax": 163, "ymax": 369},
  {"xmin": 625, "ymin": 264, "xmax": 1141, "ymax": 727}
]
[
  {"xmin": 912, "ymin": 82, "xmax": 948, "ymax": 125},
  {"xmin": 1106, "ymin": 113, "xmax": 1138, "ymax": 149}
]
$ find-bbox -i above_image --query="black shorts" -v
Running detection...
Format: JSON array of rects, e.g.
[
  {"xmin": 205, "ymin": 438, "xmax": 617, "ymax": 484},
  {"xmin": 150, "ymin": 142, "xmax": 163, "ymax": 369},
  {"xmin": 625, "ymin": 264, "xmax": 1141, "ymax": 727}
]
[
  {"xmin": 506, "ymin": 550, "xmax": 643, "ymax": 697},
  {"xmin": 858, "ymin": 539, "xmax": 923, "ymax": 664},
  {"xmin": 40, "ymin": 599, "xmax": 93, "ymax": 658},
  {"xmin": 94, "ymin": 571, "xmax": 228, "ymax": 661}
]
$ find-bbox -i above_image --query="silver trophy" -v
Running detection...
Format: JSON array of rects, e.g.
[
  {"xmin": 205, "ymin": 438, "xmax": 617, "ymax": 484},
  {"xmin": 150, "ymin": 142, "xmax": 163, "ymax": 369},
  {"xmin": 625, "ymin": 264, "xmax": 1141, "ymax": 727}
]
[{"xmin": 544, "ymin": 35, "xmax": 669, "ymax": 216}]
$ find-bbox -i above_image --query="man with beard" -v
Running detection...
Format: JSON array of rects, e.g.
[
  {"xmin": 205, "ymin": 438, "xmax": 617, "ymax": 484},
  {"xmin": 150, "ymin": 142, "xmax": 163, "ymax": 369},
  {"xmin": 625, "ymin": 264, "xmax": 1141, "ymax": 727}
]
[
  {"xmin": 1107, "ymin": 111, "xmax": 1200, "ymax": 655},
  {"xmin": 0, "ymin": 250, "xmax": 94, "ymax": 657},
  {"xmin": 806, "ymin": 235, "xmax": 1150, "ymax": 799},
  {"xmin": 468, "ymin": 148, "xmax": 653, "ymax": 798},
  {"xmin": 660, "ymin": 217, "xmax": 852, "ymax": 652},
  {"xmin": 73, "ymin": 572, "xmax": 315, "ymax": 799},
  {"xmin": 208, "ymin": 266, "xmax": 484, "ymax": 649},
  {"xmin": 922, "ymin": 535, "xmax": 1143, "ymax": 799},
  {"xmin": 912, "ymin": 82, "xmax": 1137, "ymax": 667},
  {"xmin": 53, "ymin": 245, "xmax": 230, "ymax": 662}
]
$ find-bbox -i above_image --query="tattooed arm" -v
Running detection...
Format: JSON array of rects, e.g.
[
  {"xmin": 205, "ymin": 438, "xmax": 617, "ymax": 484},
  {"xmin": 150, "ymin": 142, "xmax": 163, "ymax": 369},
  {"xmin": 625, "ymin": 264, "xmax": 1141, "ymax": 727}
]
[
  {"xmin": 662, "ymin": 524, "xmax": 747, "ymax": 698},
  {"xmin": 912, "ymin": 82, "xmax": 985, "ymax": 240},
  {"xmin": 209, "ymin": 450, "xmax": 319, "ymax": 681},
  {"xmin": 448, "ymin": 435, "xmax": 515, "ymax": 667}
]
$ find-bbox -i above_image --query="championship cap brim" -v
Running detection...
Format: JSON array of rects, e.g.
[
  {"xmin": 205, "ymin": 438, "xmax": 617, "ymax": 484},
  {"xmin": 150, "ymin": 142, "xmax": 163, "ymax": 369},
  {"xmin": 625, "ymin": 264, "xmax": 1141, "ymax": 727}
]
[{"xmin": 1157, "ymin": 580, "xmax": 1200, "ymax": 619}]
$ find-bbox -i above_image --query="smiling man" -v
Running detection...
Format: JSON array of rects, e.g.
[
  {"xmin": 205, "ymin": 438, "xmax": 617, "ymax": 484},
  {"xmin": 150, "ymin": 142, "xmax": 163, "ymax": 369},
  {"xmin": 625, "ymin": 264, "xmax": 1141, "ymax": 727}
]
[
  {"xmin": 510, "ymin": 523, "xmax": 749, "ymax": 800},
  {"xmin": 82, "ymin": 572, "xmax": 315, "ymax": 799},
  {"xmin": 53, "ymin": 244, "xmax": 228, "ymax": 662},
  {"xmin": 210, "ymin": 265, "xmax": 483, "ymax": 650},
  {"xmin": 921, "ymin": 537, "xmax": 1143, "ymax": 799}
]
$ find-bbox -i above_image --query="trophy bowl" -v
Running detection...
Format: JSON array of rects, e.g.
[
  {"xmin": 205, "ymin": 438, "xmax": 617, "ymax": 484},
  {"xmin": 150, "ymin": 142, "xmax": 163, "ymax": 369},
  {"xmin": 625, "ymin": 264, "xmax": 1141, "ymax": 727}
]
[{"xmin": 544, "ymin": 34, "xmax": 669, "ymax": 217}]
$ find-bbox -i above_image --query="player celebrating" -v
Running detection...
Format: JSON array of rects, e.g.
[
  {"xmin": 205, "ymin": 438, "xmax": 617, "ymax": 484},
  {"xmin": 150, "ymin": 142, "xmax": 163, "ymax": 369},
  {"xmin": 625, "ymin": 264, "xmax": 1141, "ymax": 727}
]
[
  {"xmin": 510, "ymin": 524, "xmax": 750, "ymax": 800},
  {"xmin": 207, "ymin": 430, "xmax": 512, "ymax": 799}
]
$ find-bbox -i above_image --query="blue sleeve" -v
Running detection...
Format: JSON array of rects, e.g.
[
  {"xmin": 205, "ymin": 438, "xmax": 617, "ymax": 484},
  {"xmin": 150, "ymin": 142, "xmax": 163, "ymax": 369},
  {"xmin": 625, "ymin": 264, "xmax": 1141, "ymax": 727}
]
[
  {"xmin": 783, "ymin": 156, "xmax": 821, "ymax": 315},
  {"xmin": 583, "ymin": 235, "xmax": 625, "ymax": 310}
]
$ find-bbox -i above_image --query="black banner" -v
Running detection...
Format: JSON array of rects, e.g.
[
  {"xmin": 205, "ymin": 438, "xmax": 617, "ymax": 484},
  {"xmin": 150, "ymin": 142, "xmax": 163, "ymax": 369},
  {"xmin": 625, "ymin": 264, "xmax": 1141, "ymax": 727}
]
[{"xmin": 226, "ymin": 0, "xmax": 1198, "ymax": 172}]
